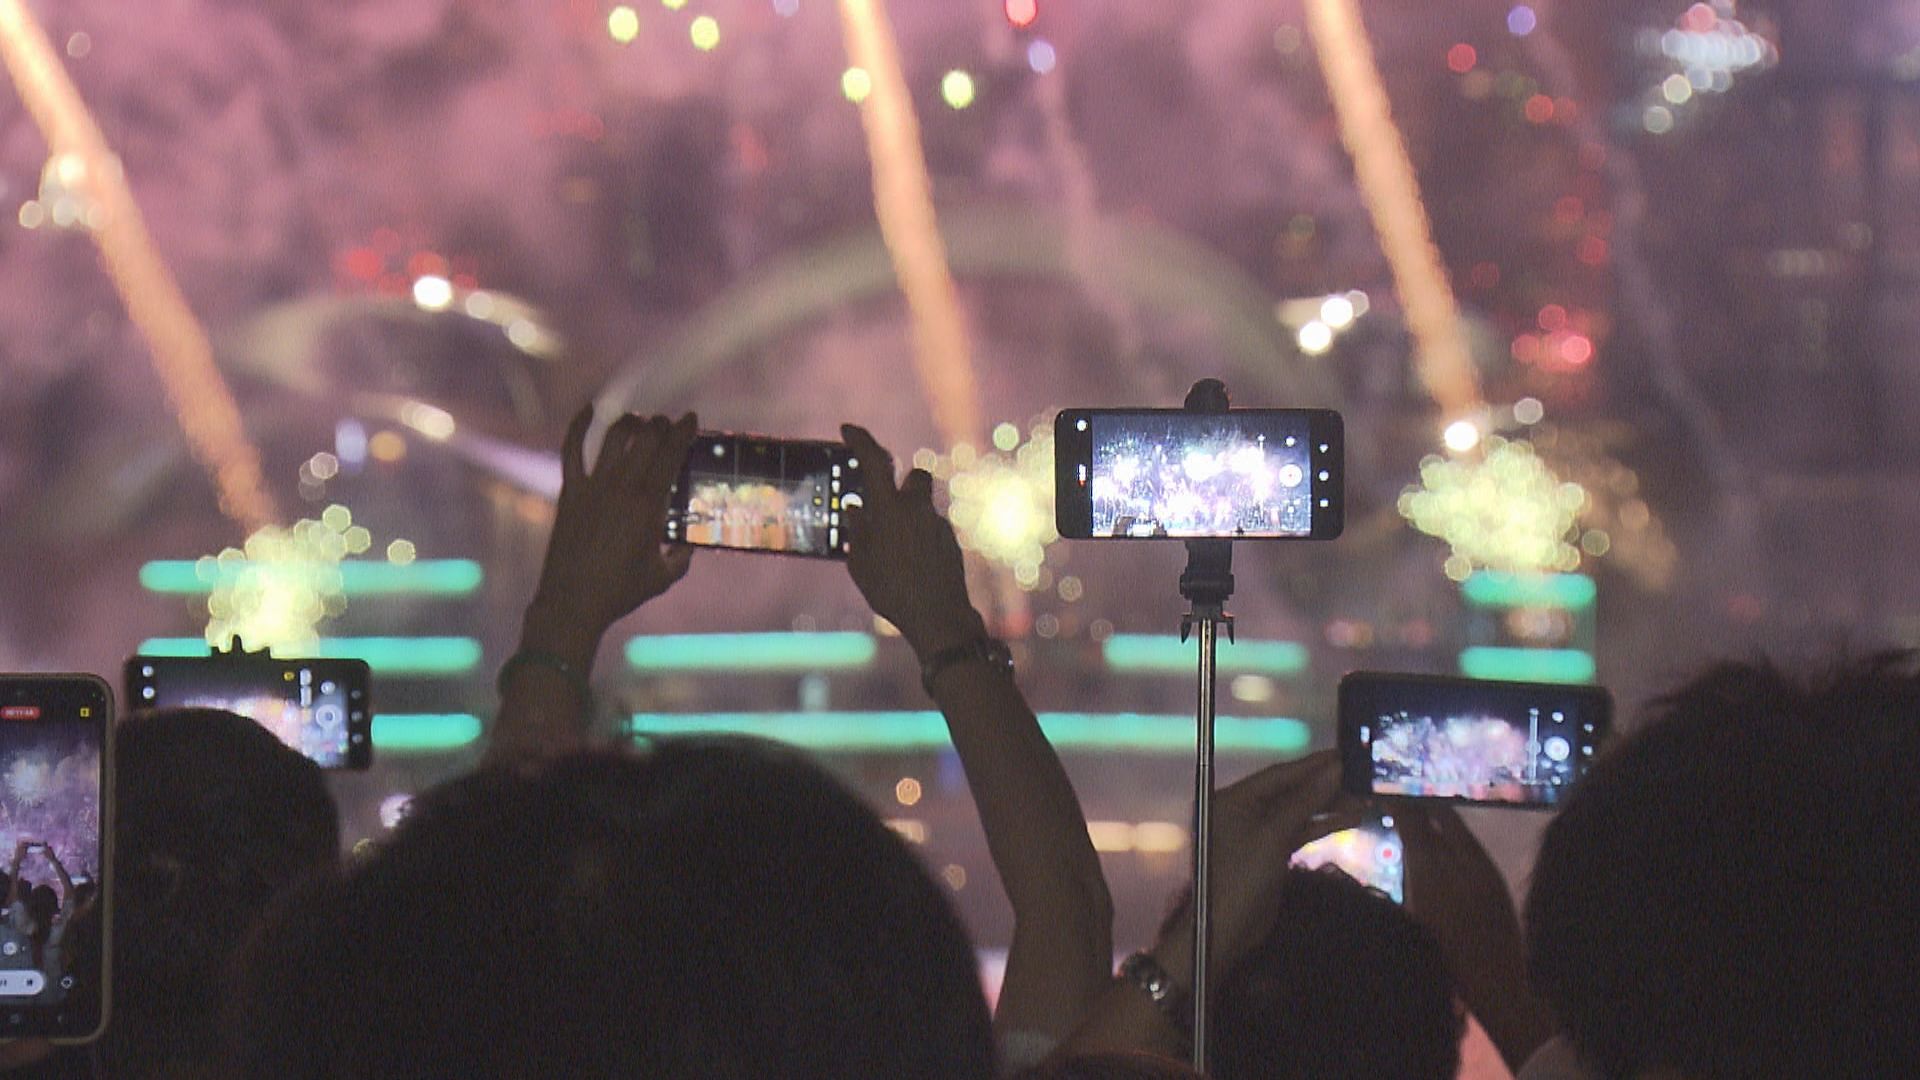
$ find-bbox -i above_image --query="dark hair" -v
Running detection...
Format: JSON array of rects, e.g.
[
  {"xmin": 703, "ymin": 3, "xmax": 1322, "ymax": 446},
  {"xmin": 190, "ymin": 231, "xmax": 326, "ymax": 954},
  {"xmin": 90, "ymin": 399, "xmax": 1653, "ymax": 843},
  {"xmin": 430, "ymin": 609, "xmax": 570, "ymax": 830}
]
[
  {"xmin": 1207, "ymin": 867, "xmax": 1462, "ymax": 1080},
  {"xmin": 1016, "ymin": 1051, "xmax": 1205, "ymax": 1079},
  {"xmin": 234, "ymin": 739, "xmax": 996, "ymax": 1080},
  {"xmin": 25, "ymin": 886, "xmax": 57, "ymax": 940},
  {"xmin": 1526, "ymin": 655, "xmax": 1920, "ymax": 1078},
  {"xmin": 103, "ymin": 708, "xmax": 340, "ymax": 1077}
]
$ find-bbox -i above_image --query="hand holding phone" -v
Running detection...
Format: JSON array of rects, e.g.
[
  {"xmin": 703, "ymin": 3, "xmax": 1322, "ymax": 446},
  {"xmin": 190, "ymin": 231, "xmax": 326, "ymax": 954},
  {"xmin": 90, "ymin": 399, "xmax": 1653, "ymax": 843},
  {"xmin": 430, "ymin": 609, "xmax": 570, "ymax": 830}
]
[
  {"xmin": 838, "ymin": 425, "xmax": 982, "ymax": 657},
  {"xmin": 1054, "ymin": 408, "xmax": 1343, "ymax": 540},
  {"xmin": 534, "ymin": 409, "xmax": 700, "ymax": 637},
  {"xmin": 1339, "ymin": 672, "xmax": 1611, "ymax": 809}
]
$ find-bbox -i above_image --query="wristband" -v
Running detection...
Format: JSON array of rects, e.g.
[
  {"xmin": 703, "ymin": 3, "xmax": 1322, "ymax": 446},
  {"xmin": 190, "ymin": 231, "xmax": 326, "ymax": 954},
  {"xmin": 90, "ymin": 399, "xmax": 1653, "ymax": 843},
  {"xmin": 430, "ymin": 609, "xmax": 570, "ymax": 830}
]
[
  {"xmin": 1119, "ymin": 951, "xmax": 1190, "ymax": 1029},
  {"xmin": 919, "ymin": 637, "xmax": 1014, "ymax": 697},
  {"xmin": 497, "ymin": 649, "xmax": 591, "ymax": 705}
]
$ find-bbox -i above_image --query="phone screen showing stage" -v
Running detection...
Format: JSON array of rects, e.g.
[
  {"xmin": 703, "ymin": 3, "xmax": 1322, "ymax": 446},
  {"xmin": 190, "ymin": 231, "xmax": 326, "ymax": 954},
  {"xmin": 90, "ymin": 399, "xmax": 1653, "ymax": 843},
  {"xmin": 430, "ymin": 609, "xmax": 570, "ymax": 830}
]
[
  {"xmin": 0, "ymin": 675, "xmax": 108, "ymax": 1039},
  {"xmin": 1290, "ymin": 813, "xmax": 1404, "ymax": 903},
  {"xmin": 1054, "ymin": 409, "xmax": 1342, "ymax": 540},
  {"xmin": 667, "ymin": 433, "xmax": 864, "ymax": 559},
  {"xmin": 126, "ymin": 657, "xmax": 371, "ymax": 770},
  {"xmin": 1340, "ymin": 673, "xmax": 1610, "ymax": 808}
]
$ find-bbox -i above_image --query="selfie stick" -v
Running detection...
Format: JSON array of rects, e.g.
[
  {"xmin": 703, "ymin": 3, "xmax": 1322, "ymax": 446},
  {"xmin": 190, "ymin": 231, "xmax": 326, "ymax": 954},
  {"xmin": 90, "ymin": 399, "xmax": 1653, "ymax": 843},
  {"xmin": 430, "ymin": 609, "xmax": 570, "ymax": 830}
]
[{"xmin": 1178, "ymin": 378, "xmax": 1234, "ymax": 1073}]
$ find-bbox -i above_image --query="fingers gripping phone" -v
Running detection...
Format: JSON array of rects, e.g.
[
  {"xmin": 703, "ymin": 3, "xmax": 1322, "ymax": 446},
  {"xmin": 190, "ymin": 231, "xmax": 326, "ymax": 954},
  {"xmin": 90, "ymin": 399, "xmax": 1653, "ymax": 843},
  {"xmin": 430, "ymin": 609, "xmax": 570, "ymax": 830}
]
[
  {"xmin": 1053, "ymin": 408, "xmax": 1344, "ymax": 540},
  {"xmin": 666, "ymin": 432, "xmax": 867, "ymax": 559},
  {"xmin": 125, "ymin": 653, "xmax": 372, "ymax": 770},
  {"xmin": 0, "ymin": 675, "xmax": 111, "ymax": 1042},
  {"xmin": 1339, "ymin": 672, "xmax": 1611, "ymax": 809}
]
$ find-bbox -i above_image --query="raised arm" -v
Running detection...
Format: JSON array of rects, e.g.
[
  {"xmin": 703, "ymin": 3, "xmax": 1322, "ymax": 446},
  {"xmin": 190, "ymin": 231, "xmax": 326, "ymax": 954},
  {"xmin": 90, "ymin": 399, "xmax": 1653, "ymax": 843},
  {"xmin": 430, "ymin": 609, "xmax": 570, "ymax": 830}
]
[
  {"xmin": 1058, "ymin": 752, "xmax": 1356, "ymax": 1060},
  {"xmin": 842, "ymin": 425, "xmax": 1112, "ymax": 1048},
  {"xmin": 1396, "ymin": 802, "xmax": 1556, "ymax": 1071},
  {"xmin": 490, "ymin": 409, "xmax": 699, "ymax": 764}
]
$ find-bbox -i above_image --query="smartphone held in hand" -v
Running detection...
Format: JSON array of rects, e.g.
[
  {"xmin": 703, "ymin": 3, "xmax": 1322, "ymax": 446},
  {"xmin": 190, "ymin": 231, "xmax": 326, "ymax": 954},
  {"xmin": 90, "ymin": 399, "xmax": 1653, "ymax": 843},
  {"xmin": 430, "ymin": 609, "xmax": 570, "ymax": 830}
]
[
  {"xmin": 1053, "ymin": 408, "xmax": 1343, "ymax": 540},
  {"xmin": 1339, "ymin": 671, "xmax": 1611, "ymax": 809},
  {"xmin": 125, "ymin": 654, "xmax": 372, "ymax": 770},
  {"xmin": 0, "ymin": 674, "xmax": 111, "ymax": 1043},
  {"xmin": 667, "ymin": 432, "xmax": 866, "ymax": 559}
]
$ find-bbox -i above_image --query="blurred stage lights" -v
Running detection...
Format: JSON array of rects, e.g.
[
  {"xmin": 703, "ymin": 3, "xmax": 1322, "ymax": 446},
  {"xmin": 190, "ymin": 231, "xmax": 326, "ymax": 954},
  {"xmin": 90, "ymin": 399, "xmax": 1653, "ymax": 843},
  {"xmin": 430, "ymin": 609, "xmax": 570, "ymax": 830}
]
[
  {"xmin": 938, "ymin": 424, "xmax": 1058, "ymax": 588},
  {"xmin": 1296, "ymin": 320, "xmax": 1334, "ymax": 355},
  {"xmin": 941, "ymin": 69, "xmax": 976, "ymax": 110},
  {"xmin": 1003, "ymin": 0, "xmax": 1037, "ymax": 29},
  {"xmin": 410, "ymin": 274, "xmax": 453, "ymax": 311},
  {"xmin": 1026, "ymin": 39, "xmax": 1056, "ymax": 74},
  {"xmin": 1442, "ymin": 419, "xmax": 1482, "ymax": 453}
]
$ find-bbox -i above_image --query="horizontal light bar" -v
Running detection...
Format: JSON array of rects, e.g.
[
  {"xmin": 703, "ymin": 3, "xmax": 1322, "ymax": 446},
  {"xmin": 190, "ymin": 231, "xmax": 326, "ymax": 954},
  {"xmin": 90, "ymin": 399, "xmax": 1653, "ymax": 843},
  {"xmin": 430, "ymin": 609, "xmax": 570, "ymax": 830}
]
[
  {"xmin": 1102, "ymin": 634, "xmax": 1308, "ymax": 677},
  {"xmin": 628, "ymin": 711, "xmax": 1310, "ymax": 754},
  {"xmin": 626, "ymin": 632, "xmax": 877, "ymax": 673},
  {"xmin": 1458, "ymin": 646, "xmax": 1596, "ymax": 684},
  {"xmin": 372, "ymin": 713, "xmax": 483, "ymax": 752},
  {"xmin": 1460, "ymin": 572, "xmax": 1595, "ymax": 611},
  {"xmin": 139, "ymin": 559, "xmax": 484, "ymax": 597},
  {"xmin": 136, "ymin": 637, "xmax": 483, "ymax": 676}
]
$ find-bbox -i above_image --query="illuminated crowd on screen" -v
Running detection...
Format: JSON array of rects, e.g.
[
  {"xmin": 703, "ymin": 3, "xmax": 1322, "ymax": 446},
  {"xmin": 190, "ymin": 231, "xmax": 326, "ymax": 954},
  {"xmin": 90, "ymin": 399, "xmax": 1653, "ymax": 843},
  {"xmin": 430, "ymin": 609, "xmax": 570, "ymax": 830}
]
[{"xmin": 1090, "ymin": 428, "xmax": 1311, "ymax": 538}]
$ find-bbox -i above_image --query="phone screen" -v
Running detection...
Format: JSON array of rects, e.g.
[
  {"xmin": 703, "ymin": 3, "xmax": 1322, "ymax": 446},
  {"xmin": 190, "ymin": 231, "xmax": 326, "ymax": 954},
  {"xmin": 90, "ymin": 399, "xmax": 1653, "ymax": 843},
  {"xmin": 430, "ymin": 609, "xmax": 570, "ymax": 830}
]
[
  {"xmin": 125, "ymin": 656, "xmax": 371, "ymax": 770},
  {"xmin": 1339, "ymin": 672, "xmax": 1610, "ymax": 808},
  {"xmin": 0, "ymin": 675, "xmax": 109, "ymax": 1041},
  {"xmin": 1290, "ymin": 812, "xmax": 1404, "ymax": 903},
  {"xmin": 666, "ymin": 433, "xmax": 865, "ymax": 559},
  {"xmin": 1054, "ymin": 409, "xmax": 1343, "ymax": 540}
]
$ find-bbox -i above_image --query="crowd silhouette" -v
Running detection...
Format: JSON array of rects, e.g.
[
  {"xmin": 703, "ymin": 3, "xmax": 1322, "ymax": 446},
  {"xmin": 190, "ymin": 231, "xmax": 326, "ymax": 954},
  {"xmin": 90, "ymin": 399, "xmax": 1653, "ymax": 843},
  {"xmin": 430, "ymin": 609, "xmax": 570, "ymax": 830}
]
[{"xmin": 5, "ymin": 409, "xmax": 1916, "ymax": 1079}]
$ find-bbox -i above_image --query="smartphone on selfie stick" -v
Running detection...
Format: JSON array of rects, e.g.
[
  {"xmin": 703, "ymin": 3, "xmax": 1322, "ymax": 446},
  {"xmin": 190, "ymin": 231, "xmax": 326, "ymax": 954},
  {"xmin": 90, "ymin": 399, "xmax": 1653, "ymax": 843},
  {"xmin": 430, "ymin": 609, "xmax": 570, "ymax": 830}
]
[
  {"xmin": 0, "ymin": 674, "xmax": 112, "ymax": 1043},
  {"xmin": 1054, "ymin": 382, "xmax": 1346, "ymax": 1072}
]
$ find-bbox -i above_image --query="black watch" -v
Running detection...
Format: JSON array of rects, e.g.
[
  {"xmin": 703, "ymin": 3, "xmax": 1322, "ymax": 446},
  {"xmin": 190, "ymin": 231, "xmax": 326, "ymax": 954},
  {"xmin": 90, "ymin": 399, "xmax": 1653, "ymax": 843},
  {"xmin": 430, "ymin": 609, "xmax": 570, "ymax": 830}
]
[{"xmin": 919, "ymin": 637, "xmax": 1014, "ymax": 696}]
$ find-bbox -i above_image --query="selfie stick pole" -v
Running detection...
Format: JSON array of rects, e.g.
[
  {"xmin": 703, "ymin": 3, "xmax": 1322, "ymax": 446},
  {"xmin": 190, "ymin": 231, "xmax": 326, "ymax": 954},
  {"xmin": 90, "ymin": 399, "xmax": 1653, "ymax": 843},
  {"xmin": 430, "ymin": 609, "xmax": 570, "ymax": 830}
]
[{"xmin": 1178, "ymin": 378, "xmax": 1234, "ymax": 1073}]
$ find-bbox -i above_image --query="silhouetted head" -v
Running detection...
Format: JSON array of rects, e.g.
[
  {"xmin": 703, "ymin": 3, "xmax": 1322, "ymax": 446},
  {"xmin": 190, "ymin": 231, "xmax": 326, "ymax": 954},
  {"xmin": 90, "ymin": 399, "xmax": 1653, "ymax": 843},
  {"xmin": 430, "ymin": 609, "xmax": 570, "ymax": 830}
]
[
  {"xmin": 105, "ymin": 707, "xmax": 340, "ymax": 1077},
  {"xmin": 1207, "ymin": 866, "xmax": 1462, "ymax": 1080},
  {"xmin": 235, "ymin": 738, "xmax": 995, "ymax": 1080},
  {"xmin": 1526, "ymin": 654, "xmax": 1920, "ymax": 1078}
]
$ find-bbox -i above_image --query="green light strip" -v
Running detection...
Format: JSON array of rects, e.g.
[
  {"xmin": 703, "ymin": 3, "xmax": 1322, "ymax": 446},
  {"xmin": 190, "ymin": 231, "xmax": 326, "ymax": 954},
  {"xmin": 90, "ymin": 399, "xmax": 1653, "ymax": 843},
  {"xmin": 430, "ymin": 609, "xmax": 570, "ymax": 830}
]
[
  {"xmin": 1458, "ymin": 647, "xmax": 1596, "ymax": 684},
  {"xmin": 628, "ymin": 711, "xmax": 1310, "ymax": 754},
  {"xmin": 1460, "ymin": 572, "xmax": 1596, "ymax": 611},
  {"xmin": 626, "ymin": 632, "xmax": 877, "ymax": 673},
  {"xmin": 373, "ymin": 713, "xmax": 484, "ymax": 752},
  {"xmin": 136, "ymin": 637, "xmax": 483, "ymax": 676},
  {"xmin": 1102, "ymin": 634, "xmax": 1309, "ymax": 677},
  {"xmin": 139, "ymin": 559, "xmax": 484, "ymax": 597}
]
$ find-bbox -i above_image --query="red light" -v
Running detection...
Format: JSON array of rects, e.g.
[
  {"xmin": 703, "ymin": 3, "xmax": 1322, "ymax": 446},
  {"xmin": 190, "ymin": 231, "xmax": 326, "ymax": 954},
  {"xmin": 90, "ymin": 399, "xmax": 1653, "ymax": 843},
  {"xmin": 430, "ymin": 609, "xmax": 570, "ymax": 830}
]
[
  {"xmin": 1523, "ymin": 93, "xmax": 1555, "ymax": 124},
  {"xmin": 1559, "ymin": 333, "xmax": 1594, "ymax": 366},
  {"xmin": 1004, "ymin": 0, "xmax": 1037, "ymax": 29},
  {"xmin": 0, "ymin": 706, "xmax": 41, "ymax": 721},
  {"xmin": 1537, "ymin": 304, "xmax": 1568, "ymax": 332},
  {"xmin": 1446, "ymin": 43, "xmax": 1476, "ymax": 74}
]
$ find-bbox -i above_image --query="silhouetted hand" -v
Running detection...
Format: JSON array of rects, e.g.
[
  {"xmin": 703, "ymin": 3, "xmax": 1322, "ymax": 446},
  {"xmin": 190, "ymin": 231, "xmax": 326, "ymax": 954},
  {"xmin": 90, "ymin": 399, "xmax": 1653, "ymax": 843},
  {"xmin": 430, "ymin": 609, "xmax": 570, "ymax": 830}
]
[
  {"xmin": 526, "ymin": 408, "xmax": 699, "ymax": 646},
  {"xmin": 1150, "ymin": 752, "xmax": 1363, "ymax": 987},
  {"xmin": 840, "ymin": 424, "xmax": 984, "ymax": 659},
  {"xmin": 1396, "ymin": 802, "xmax": 1553, "ymax": 1068}
]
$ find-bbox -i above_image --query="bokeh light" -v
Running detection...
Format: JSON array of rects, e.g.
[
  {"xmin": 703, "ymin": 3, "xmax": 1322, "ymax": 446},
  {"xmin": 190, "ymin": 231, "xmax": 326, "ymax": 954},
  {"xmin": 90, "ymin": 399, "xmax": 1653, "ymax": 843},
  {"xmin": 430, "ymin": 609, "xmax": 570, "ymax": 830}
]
[
  {"xmin": 941, "ymin": 69, "xmax": 976, "ymax": 110},
  {"xmin": 689, "ymin": 15, "xmax": 719, "ymax": 50},
  {"xmin": 1003, "ymin": 0, "xmax": 1038, "ymax": 29},
  {"xmin": 200, "ymin": 513, "xmax": 372, "ymax": 654},
  {"xmin": 1398, "ymin": 436, "xmax": 1588, "ymax": 575},
  {"xmin": 607, "ymin": 5, "xmax": 640, "ymax": 44},
  {"xmin": 939, "ymin": 422, "xmax": 1058, "ymax": 588},
  {"xmin": 1026, "ymin": 39, "xmax": 1057, "ymax": 74},
  {"xmin": 1507, "ymin": 4, "xmax": 1537, "ymax": 36},
  {"xmin": 841, "ymin": 66, "xmax": 872, "ymax": 103}
]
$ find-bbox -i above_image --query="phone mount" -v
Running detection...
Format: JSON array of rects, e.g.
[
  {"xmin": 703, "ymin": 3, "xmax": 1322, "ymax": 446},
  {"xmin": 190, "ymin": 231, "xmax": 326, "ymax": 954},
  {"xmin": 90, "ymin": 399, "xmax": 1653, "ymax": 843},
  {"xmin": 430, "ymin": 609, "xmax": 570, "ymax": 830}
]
[
  {"xmin": 1177, "ymin": 377, "xmax": 1233, "ymax": 1072},
  {"xmin": 210, "ymin": 637, "xmax": 269, "ymax": 659}
]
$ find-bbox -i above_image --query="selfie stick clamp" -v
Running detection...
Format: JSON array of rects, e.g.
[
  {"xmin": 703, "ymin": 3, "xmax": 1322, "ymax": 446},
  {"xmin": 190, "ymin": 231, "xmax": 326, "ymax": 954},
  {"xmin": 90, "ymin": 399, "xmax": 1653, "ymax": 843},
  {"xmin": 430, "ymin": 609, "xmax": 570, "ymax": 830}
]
[{"xmin": 1177, "ymin": 378, "xmax": 1234, "ymax": 1072}]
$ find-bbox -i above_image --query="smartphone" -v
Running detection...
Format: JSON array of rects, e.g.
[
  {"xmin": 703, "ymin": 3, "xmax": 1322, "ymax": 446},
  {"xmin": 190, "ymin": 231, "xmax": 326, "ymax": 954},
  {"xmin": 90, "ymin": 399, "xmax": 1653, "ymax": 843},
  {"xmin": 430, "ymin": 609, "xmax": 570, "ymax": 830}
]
[
  {"xmin": 124, "ymin": 655, "xmax": 371, "ymax": 770},
  {"xmin": 1339, "ymin": 671, "xmax": 1611, "ymax": 809},
  {"xmin": 1053, "ymin": 408, "xmax": 1343, "ymax": 540},
  {"xmin": 666, "ymin": 432, "xmax": 866, "ymax": 559},
  {"xmin": 1290, "ymin": 810, "xmax": 1404, "ymax": 903},
  {"xmin": 0, "ymin": 674, "xmax": 111, "ymax": 1042}
]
